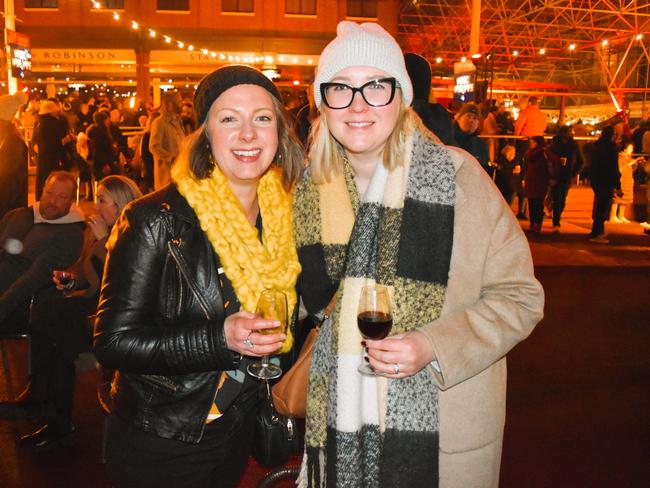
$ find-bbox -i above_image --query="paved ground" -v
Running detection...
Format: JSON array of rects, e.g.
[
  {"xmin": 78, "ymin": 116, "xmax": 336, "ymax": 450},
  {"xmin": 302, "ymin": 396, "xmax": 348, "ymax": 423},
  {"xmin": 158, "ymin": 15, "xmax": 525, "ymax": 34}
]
[{"xmin": 0, "ymin": 184, "xmax": 648, "ymax": 487}]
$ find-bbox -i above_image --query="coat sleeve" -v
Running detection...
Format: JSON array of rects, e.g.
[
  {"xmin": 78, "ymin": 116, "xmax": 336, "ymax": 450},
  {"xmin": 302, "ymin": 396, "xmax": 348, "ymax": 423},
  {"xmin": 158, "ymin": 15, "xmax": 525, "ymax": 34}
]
[
  {"xmin": 93, "ymin": 205, "xmax": 238, "ymax": 375},
  {"xmin": 148, "ymin": 118, "xmax": 174, "ymax": 162},
  {"xmin": 420, "ymin": 202, "xmax": 544, "ymax": 390}
]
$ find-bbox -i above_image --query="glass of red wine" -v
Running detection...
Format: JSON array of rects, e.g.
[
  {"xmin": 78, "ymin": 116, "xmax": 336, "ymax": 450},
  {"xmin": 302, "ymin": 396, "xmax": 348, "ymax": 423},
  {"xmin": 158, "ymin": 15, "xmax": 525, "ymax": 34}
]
[
  {"xmin": 357, "ymin": 284, "xmax": 393, "ymax": 376},
  {"xmin": 53, "ymin": 270, "xmax": 75, "ymax": 298}
]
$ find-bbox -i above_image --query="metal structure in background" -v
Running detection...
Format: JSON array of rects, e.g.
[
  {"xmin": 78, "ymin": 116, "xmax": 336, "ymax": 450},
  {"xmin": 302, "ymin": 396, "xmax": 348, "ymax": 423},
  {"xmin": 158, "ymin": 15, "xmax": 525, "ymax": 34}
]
[{"xmin": 399, "ymin": 0, "xmax": 650, "ymax": 107}]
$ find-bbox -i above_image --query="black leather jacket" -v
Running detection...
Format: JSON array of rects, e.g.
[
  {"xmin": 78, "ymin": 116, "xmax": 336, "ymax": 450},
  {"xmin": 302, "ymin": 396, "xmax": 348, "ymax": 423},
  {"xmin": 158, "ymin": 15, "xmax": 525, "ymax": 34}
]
[{"xmin": 94, "ymin": 184, "xmax": 242, "ymax": 444}]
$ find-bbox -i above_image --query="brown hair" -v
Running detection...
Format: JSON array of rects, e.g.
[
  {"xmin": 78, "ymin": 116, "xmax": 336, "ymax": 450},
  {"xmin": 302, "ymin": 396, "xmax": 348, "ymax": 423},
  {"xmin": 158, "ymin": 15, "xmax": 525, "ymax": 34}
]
[{"xmin": 186, "ymin": 96, "xmax": 303, "ymax": 190}]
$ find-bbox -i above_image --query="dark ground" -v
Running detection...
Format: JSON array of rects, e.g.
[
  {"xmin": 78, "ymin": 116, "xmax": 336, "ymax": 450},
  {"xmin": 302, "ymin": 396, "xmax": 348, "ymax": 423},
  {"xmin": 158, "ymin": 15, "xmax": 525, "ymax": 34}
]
[{"xmin": 0, "ymin": 186, "xmax": 648, "ymax": 487}]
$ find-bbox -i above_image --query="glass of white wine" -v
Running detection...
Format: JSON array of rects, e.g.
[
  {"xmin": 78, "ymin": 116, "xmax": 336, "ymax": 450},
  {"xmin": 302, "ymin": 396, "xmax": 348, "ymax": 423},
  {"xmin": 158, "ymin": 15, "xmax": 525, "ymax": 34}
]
[{"xmin": 247, "ymin": 289, "xmax": 287, "ymax": 380}]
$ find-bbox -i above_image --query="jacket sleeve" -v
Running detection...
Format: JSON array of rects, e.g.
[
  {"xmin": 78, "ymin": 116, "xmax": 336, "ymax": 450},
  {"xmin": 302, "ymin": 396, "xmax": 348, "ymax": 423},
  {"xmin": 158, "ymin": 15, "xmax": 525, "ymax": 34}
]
[
  {"xmin": 0, "ymin": 224, "xmax": 84, "ymax": 322},
  {"xmin": 93, "ymin": 205, "xmax": 238, "ymax": 375},
  {"xmin": 421, "ymin": 202, "xmax": 544, "ymax": 390}
]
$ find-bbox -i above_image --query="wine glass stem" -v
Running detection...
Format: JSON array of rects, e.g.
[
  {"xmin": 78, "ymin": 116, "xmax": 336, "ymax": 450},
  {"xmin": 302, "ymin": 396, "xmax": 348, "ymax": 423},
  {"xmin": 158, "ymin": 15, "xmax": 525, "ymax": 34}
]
[{"xmin": 261, "ymin": 355, "xmax": 270, "ymax": 368}]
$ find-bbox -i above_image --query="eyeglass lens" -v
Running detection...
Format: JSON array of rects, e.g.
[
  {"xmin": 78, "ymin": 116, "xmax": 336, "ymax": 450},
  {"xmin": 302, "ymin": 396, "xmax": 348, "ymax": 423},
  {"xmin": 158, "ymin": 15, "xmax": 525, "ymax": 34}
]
[{"xmin": 323, "ymin": 79, "xmax": 396, "ymax": 109}]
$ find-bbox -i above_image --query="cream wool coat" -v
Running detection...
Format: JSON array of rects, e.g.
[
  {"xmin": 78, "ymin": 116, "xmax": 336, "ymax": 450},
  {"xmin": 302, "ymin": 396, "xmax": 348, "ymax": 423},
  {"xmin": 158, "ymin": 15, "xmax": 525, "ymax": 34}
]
[{"xmin": 417, "ymin": 145, "xmax": 545, "ymax": 487}]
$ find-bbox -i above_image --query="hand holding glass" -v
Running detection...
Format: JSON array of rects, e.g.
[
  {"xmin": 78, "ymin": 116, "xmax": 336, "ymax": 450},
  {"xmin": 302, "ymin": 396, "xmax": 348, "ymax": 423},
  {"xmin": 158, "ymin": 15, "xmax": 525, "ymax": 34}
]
[
  {"xmin": 53, "ymin": 270, "xmax": 75, "ymax": 297},
  {"xmin": 247, "ymin": 289, "xmax": 287, "ymax": 380},
  {"xmin": 357, "ymin": 285, "xmax": 393, "ymax": 376}
]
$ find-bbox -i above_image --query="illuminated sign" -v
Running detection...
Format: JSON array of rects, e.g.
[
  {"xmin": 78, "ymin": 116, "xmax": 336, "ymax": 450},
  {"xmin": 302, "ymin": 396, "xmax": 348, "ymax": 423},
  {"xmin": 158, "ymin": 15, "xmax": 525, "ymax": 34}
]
[
  {"xmin": 454, "ymin": 72, "xmax": 475, "ymax": 102},
  {"xmin": 6, "ymin": 29, "xmax": 32, "ymax": 79},
  {"xmin": 453, "ymin": 61, "xmax": 477, "ymax": 103},
  {"xmin": 11, "ymin": 46, "xmax": 32, "ymax": 79}
]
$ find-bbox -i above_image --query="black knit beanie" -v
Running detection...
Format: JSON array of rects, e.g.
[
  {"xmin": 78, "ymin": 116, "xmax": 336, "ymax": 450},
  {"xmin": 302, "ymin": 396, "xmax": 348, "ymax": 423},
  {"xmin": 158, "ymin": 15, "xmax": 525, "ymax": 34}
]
[{"xmin": 193, "ymin": 65, "xmax": 282, "ymax": 125}]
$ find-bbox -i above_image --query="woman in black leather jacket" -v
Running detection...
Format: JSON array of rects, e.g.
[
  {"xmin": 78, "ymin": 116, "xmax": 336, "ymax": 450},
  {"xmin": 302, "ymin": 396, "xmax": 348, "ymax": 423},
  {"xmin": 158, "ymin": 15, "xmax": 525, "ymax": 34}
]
[{"xmin": 94, "ymin": 66, "xmax": 303, "ymax": 487}]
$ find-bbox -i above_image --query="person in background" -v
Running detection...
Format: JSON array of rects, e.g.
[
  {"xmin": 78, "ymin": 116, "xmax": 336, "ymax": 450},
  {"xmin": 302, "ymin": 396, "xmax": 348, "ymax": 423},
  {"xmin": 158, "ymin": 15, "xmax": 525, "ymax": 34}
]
[
  {"xmin": 549, "ymin": 125, "xmax": 583, "ymax": 232},
  {"xmin": 523, "ymin": 136, "xmax": 550, "ymax": 236},
  {"xmin": 513, "ymin": 96, "xmax": 547, "ymax": 216},
  {"xmin": 138, "ymin": 111, "xmax": 160, "ymax": 194},
  {"xmin": 610, "ymin": 141, "xmax": 636, "ymax": 223},
  {"xmin": 94, "ymin": 65, "xmax": 303, "ymax": 488},
  {"xmin": 149, "ymin": 91, "xmax": 185, "ymax": 189},
  {"xmin": 294, "ymin": 21, "xmax": 544, "ymax": 488},
  {"xmin": 0, "ymin": 171, "xmax": 85, "ymax": 332},
  {"xmin": 33, "ymin": 100, "xmax": 70, "ymax": 199},
  {"xmin": 73, "ymin": 132, "xmax": 94, "ymax": 201},
  {"xmin": 404, "ymin": 52, "xmax": 456, "ymax": 146},
  {"xmin": 0, "ymin": 176, "xmax": 141, "ymax": 451},
  {"xmin": 589, "ymin": 126, "xmax": 621, "ymax": 243},
  {"xmin": 0, "ymin": 93, "xmax": 28, "ymax": 219},
  {"xmin": 180, "ymin": 101, "xmax": 196, "ymax": 135},
  {"xmin": 86, "ymin": 110, "xmax": 118, "ymax": 180},
  {"xmin": 494, "ymin": 143, "xmax": 517, "ymax": 205},
  {"xmin": 454, "ymin": 102, "xmax": 490, "ymax": 172}
]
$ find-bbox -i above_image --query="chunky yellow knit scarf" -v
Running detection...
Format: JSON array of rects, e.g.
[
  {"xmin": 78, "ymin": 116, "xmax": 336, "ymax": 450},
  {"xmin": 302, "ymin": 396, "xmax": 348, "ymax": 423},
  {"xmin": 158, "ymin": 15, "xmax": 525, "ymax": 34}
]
[{"xmin": 172, "ymin": 158, "xmax": 301, "ymax": 354}]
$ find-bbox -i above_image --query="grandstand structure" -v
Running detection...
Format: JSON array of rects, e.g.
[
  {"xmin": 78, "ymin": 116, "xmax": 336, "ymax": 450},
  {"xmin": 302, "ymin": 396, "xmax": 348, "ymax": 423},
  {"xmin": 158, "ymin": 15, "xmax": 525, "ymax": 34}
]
[{"xmin": 398, "ymin": 0, "xmax": 650, "ymax": 107}]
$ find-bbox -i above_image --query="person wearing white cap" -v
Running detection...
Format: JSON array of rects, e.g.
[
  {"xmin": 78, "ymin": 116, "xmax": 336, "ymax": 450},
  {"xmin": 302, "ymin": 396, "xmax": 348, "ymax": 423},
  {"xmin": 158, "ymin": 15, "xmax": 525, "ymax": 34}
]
[
  {"xmin": 293, "ymin": 21, "xmax": 544, "ymax": 488},
  {"xmin": 32, "ymin": 99, "xmax": 71, "ymax": 199}
]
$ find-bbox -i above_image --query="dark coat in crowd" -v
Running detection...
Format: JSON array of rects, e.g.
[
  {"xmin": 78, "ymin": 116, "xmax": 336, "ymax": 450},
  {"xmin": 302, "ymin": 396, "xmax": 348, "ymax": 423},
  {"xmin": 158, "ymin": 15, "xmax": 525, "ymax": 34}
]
[
  {"xmin": 523, "ymin": 145, "xmax": 550, "ymax": 199},
  {"xmin": 589, "ymin": 138, "xmax": 621, "ymax": 192},
  {"xmin": 33, "ymin": 113, "xmax": 70, "ymax": 199},
  {"xmin": 0, "ymin": 121, "xmax": 28, "ymax": 219},
  {"xmin": 549, "ymin": 136, "xmax": 582, "ymax": 181},
  {"xmin": 454, "ymin": 121, "xmax": 490, "ymax": 168},
  {"xmin": 494, "ymin": 153, "xmax": 516, "ymax": 200},
  {"xmin": 87, "ymin": 124, "xmax": 118, "ymax": 179},
  {"xmin": 405, "ymin": 53, "xmax": 457, "ymax": 146}
]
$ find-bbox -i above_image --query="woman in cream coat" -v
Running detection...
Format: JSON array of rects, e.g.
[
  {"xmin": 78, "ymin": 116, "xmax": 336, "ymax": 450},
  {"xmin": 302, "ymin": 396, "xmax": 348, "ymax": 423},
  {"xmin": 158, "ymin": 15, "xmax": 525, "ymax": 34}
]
[{"xmin": 293, "ymin": 21, "xmax": 544, "ymax": 488}]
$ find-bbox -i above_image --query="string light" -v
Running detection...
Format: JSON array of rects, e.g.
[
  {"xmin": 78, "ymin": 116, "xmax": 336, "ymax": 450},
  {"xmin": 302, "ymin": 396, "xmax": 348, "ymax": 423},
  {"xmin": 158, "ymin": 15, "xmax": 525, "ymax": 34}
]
[
  {"xmin": 539, "ymin": 48, "xmax": 546, "ymax": 55},
  {"xmin": 568, "ymin": 43, "xmax": 576, "ymax": 50},
  {"xmin": 636, "ymin": 34, "xmax": 643, "ymax": 41},
  {"xmin": 435, "ymin": 57, "xmax": 443, "ymax": 63},
  {"xmin": 602, "ymin": 39, "xmax": 608, "ymax": 47},
  {"xmin": 131, "ymin": 20, "xmax": 139, "ymax": 30},
  {"xmin": 512, "ymin": 50, "xmax": 519, "ymax": 56},
  {"xmin": 149, "ymin": 29, "xmax": 157, "ymax": 38}
]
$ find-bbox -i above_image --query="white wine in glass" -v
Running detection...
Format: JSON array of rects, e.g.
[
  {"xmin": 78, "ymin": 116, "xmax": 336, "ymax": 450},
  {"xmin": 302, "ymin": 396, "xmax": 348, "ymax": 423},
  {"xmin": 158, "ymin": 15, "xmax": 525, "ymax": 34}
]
[
  {"xmin": 357, "ymin": 285, "xmax": 393, "ymax": 376},
  {"xmin": 247, "ymin": 289, "xmax": 287, "ymax": 380}
]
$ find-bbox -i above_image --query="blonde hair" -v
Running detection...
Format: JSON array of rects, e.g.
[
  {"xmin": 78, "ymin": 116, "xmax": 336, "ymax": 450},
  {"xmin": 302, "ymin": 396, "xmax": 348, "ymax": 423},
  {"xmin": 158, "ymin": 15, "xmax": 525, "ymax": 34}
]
[
  {"xmin": 308, "ymin": 100, "xmax": 416, "ymax": 184},
  {"xmin": 97, "ymin": 175, "xmax": 143, "ymax": 216}
]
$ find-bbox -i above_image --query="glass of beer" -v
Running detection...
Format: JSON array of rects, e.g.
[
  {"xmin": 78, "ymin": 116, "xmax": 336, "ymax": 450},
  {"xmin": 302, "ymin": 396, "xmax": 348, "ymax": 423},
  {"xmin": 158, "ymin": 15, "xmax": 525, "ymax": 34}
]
[
  {"xmin": 247, "ymin": 289, "xmax": 287, "ymax": 380},
  {"xmin": 357, "ymin": 284, "xmax": 393, "ymax": 376}
]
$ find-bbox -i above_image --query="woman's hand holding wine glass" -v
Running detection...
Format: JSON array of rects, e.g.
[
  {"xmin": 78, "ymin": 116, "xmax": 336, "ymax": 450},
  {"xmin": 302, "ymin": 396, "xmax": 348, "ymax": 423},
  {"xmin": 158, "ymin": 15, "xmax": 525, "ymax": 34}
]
[
  {"xmin": 358, "ymin": 284, "xmax": 436, "ymax": 378},
  {"xmin": 224, "ymin": 310, "xmax": 286, "ymax": 357},
  {"xmin": 247, "ymin": 289, "xmax": 288, "ymax": 380}
]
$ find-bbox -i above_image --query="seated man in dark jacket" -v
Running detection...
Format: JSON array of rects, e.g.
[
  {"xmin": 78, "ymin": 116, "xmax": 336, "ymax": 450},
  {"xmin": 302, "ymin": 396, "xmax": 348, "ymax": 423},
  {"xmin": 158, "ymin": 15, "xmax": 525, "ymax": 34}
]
[{"xmin": 0, "ymin": 171, "xmax": 85, "ymax": 331}]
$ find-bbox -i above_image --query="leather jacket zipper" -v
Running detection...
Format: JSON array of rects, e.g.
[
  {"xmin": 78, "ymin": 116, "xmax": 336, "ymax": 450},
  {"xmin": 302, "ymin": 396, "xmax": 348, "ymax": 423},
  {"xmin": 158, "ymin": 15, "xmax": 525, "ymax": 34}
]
[
  {"xmin": 167, "ymin": 240, "xmax": 211, "ymax": 320},
  {"xmin": 143, "ymin": 374, "xmax": 179, "ymax": 392}
]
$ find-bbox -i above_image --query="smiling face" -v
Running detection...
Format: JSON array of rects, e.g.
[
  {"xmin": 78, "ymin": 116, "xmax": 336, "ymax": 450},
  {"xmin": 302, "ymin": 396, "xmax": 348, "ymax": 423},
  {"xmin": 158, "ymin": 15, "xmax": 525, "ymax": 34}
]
[
  {"xmin": 205, "ymin": 84, "xmax": 278, "ymax": 188},
  {"xmin": 322, "ymin": 66, "xmax": 401, "ymax": 164}
]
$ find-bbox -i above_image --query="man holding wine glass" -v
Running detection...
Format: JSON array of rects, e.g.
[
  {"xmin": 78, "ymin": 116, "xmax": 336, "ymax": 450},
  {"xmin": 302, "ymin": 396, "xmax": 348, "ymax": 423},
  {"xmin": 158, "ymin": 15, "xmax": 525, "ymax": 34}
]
[
  {"xmin": 93, "ymin": 66, "xmax": 303, "ymax": 488},
  {"xmin": 293, "ymin": 22, "xmax": 545, "ymax": 488}
]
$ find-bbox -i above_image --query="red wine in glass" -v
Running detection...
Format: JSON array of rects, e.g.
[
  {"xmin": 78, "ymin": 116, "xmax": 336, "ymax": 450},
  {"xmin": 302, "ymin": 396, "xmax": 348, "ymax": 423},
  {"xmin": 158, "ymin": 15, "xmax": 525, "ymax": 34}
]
[
  {"xmin": 357, "ymin": 285, "xmax": 392, "ymax": 375},
  {"xmin": 357, "ymin": 311, "xmax": 392, "ymax": 340},
  {"xmin": 53, "ymin": 270, "xmax": 75, "ymax": 297}
]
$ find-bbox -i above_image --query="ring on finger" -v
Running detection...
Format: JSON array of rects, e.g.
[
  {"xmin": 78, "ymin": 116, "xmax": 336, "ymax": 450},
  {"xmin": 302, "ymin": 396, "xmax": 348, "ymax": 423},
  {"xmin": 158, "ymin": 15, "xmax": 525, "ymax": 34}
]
[
  {"xmin": 393, "ymin": 363, "xmax": 400, "ymax": 374},
  {"xmin": 243, "ymin": 332, "xmax": 254, "ymax": 350}
]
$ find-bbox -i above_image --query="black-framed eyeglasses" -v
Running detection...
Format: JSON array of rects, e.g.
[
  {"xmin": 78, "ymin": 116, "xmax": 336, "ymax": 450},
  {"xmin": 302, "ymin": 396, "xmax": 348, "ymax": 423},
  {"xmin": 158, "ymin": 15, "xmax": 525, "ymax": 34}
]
[{"xmin": 320, "ymin": 77, "xmax": 398, "ymax": 109}]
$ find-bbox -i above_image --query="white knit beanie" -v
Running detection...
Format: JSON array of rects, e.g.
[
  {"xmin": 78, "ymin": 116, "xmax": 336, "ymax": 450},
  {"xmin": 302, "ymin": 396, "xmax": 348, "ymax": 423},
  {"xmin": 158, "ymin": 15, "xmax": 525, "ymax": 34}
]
[{"xmin": 314, "ymin": 21, "xmax": 413, "ymax": 108}]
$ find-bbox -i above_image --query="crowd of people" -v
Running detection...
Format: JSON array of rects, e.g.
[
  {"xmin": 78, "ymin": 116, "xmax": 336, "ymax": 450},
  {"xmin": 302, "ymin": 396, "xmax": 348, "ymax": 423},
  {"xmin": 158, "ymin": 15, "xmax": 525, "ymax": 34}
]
[{"xmin": 0, "ymin": 17, "xmax": 645, "ymax": 488}]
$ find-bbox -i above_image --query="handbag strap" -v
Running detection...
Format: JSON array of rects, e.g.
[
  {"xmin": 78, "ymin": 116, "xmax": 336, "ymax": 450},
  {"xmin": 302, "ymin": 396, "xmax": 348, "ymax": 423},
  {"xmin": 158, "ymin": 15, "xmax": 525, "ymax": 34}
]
[{"xmin": 321, "ymin": 293, "xmax": 338, "ymax": 324}]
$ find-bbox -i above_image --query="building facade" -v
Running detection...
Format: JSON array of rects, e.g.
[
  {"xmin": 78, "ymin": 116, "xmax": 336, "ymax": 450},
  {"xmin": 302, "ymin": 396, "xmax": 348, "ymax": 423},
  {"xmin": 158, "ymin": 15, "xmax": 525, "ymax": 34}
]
[{"xmin": 11, "ymin": 0, "xmax": 399, "ymax": 104}]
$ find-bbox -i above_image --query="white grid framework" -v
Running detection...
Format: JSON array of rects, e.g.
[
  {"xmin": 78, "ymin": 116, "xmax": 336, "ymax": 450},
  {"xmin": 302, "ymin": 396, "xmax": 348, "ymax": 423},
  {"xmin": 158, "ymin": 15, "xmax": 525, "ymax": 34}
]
[{"xmin": 398, "ymin": 0, "xmax": 650, "ymax": 97}]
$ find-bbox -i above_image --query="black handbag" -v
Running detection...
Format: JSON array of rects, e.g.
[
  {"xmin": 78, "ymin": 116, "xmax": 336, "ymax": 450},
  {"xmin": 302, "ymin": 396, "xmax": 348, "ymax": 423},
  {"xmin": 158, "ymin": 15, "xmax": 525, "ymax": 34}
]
[{"xmin": 252, "ymin": 382, "xmax": 300, "ymax": 467}]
